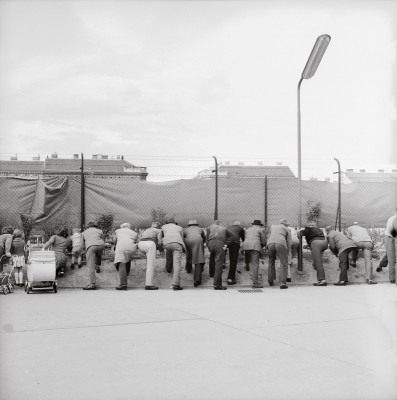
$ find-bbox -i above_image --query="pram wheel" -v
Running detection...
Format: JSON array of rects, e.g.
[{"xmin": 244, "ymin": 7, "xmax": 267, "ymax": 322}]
[
  {"xmin": 3, "ymin": 286, "xmax": 9, "ymax": 295},
  {"xmin": 8, "ymin": 284, "xmax": 13, "ymax": 293},
  {"xmin": 26, "ymin": 284, "xmax": 31, "ymax": 294},
  {"xmin": 53, "ymin": 282, "xmax": 57, "ymax": 293},
  {"xmin": 24, "ymin": 282, "xmax": 27, "ymax": 292}
]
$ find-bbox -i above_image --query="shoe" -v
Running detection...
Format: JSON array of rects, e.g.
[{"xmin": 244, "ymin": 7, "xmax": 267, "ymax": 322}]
[
  {"xmin": 172, "ymin": 285, "xmax": 183, "ymax": 291},
  {"xmin": 313, "ymin": 281, "xmax": 327, "ymax": 286},
  {"xmin": 268, "ymin": 281, "xmax": 274, "ymax": 287},
  {"xmin": 391, "ymin": 280, "xmax": 396, "ymax": 284},
  {"xmin": 116, "ymin": 285, "xmax": 127, "ymax": 290},
  {"xmin": 78, "ymin": 264, "xmax": 83, "ymax": 269},
  {"xmin": 145, "ymin": 285, "xmax": 158, "ymax": 290},
  {"xmin": 350, "ymin": 262, "xmax": 357, "ymax": 268},
  {"xmin": 214, "ymin": 285, "xmax": 227, "ymax": 290},
  {"xmin": 57, "ymin": 268, "xmax": 65, "ymax": 277},
  {"xmin": 193, "ymin": 281, "xmax": 201, "ymax": 287},
  {"xmin": 237, "ymin": 270, "xmax": 241, "ymax": 274},
  {"xmin": 280, "ymin": 284, "xmax": 288, "ymax": 289},
  {"xmin": 245, "ymin": 265, "xmax": 250, "ymax": 271},
  {"xmin": 70, "ymin": 264, "xmax": 75, "ymax": 270},
  {"xmin": 376, "ymin": 266, "xmax": 382, "ymax": 272},
  {"xmin": 95, "ymin": 266, "xmax": 101, "ymax": 273},
  {"xmin": 366, "ymin": 279, "xmax": 377, "ymax": 285},
  {"xmin": 286, "ymin": 278, "xmax": 292, "ymax": 283},
  {"xmin": 83, "ymin": 284, "xmax": 97, "ymax": 290},
  {"xmin": 334, "ymin": 281, "xmax": 347, "ymax": 286},
  {"xmin": 227, "ymin": 279, "xmax": 237, "ymax": 285},
  {"xmin": 222, "ymin": 264, "xmax": 226, "ymax": 270},
  {"xmin": 252, "ymin": 284, "xmax": 263, "ymax": 289}
]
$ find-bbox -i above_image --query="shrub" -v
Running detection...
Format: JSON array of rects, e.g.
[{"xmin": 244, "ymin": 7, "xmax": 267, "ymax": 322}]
[
  {"xmin": 19, "ymin": 213, "xmax": 35, "ymax": 240},
  {"xmin": 40, "ymin": 218, "xmax": 73, "ymax": 241},
  {"xmin": 305, "ymin": 200, "xmax": 322, "ymax": 223},
  {"xmin": 96, "ymin": 213, "xmax": 114, "ymax": 239},
  {"xmin": 150, "ymin": 207, "xmax": 169, "ymax": 226}
]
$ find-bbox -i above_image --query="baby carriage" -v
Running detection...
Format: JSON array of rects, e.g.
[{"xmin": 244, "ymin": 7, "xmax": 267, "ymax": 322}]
[
  {"xmin": 0, "ymin": 255, "xmax": 15, "ymax": 295},
  {"xmin": 25, "ymin": 250, "xmax": 58, "ymax": 294}
]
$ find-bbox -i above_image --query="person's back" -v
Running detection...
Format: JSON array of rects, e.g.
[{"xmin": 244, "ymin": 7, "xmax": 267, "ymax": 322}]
[
  {"xmin": 184, "ymin": 225, "xmax": 204, "ymax": 241},
  {"xmin": 82, "ymin": 227, "xmax": 105, "ymax": 249},
  {"xmin": 162, "ymin": 223, "xmax": 184, "ymax": 246},
  {"xmin": 346, "ymin": 224, "xmax": 371, "ymax": 243},
  {"xmin": 71, "ymin": 231, "xmax": 83, "ymax": 248},
  {"xmin": 207, "ymin": 223, "xmax": 227, "ymax": 244},
  {"xmin": 226, "ymin": 224, "xmax": 245, "ymax": 245},
  {"xmin": 268, "ymin": 224, "xmax": 290, "ymax": 248},
  {"xmin": 115, "ymin": 227, "xmax": 138, "ymax": 248},
  {"xmin": 327, "ymin": 230, "xmax": 356, "ymax": 253},
  {"xmin": 44, "ymin": 235, "xmax": 71, "ymax": 254},
  {"xmin": 243, "ymin": 225, "xmax": 266, "ymax": 251}
]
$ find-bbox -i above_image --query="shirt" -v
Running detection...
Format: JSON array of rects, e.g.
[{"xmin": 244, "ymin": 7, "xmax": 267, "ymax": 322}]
[
  {"xmin": 346, "ymin": 225, "xmax": 372, "ymax": 243},
  {"xmin": 300, "ymin": 227, "xmax": 325, "ymax": 246},
  {"xmin": 161, "ymin": 223, "xmax": 185, "ymax": 249},
  {"xmin": 206, "ymin": 224, "xmax": 228, "ymax": 244},
  {"xmin": 140, "ymin": 227, "xmax": 162, "ymax": 244},
  {"xmin": 226, "ymin": 225, "xmax": 245, "ymax": 245},
  {"xmin": 70, "ymin": 232, "xmax": 83, "ymax": 248},
  {"xmin": 43, "ymin": 235, "xmax": 72, "ymax": 254},
  {"xmin": 81, "ymin": 227, "xmax": 105, "ymax": 250},
  {"xmin": 267, "ymin": 224, "xmax": 291, "ymax": 249}
]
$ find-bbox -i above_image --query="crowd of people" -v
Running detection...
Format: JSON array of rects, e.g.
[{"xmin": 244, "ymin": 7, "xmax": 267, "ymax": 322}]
[{"xmin": 0, "ymin": 208, "xmax": 396, "ymax": 291}]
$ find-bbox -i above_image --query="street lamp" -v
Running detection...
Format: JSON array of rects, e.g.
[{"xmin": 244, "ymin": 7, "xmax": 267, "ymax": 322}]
[
  {"xmin": 297, "ymin": 34, "xmax": 331, "ymax": 271},
  {"xmin": 333, "ymin": 157, "xmax": 341, "ymax": 232},
  {"xmin": 212, "ymin": 156, "xmax": 218, "ymax": 220}
]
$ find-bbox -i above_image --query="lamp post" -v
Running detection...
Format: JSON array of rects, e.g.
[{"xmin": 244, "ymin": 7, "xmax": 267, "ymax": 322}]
[
  {"xmin": 333, "ymin": 157, "xmax": 341, "ymax": 231},
  {"xmin": 212, "ymin": 156, "xmax": 218, "ymax": 220},
  {"xmin": 297, "ymin": 34, "xmax": 331, "ymax": 271}
]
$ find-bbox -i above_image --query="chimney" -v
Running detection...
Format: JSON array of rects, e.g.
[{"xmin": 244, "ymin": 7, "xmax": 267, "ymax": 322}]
[
  {"xmin": 73, "ymin": 154, "xmax": 79, "ymax": 159},
  {"xmin": 10, "ymin": 155, "xmax": 17, "ymax": 160},
  {"xmin": 346, "ymin": 169, "xmax": 353, "ymax": 172},
  {"xmin": 51, "ymin": 152, "xmax": 58, "ymax": 159}
]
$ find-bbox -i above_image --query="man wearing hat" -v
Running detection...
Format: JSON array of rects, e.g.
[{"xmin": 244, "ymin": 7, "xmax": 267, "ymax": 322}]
[
  {"xmin": 346, "ymin": 221, "xmax": 376, "ymax": 284},
  {"xmin": 162, "ymin": 217, "xmax": 186, "ymax": 290},
  {"xmin": 225, "ymin": 221, "xmax": 245, "ymax": 285},
  {"xmin": 0, "ymin": 227, "xmax": 13, "ymax": 273},
  {"xmin": 267, "ymin": 219, "xmax": 292, "ymax": 289},
  {"xmin": 183, "ymin": 220, "xmax": 206, "ymax": 287},
  {"xmin": 383, "ymin": 208, "xmax": 397, "ymax": 284},
  {"xmin": 240, "ymin": 220, "xmax": 266, "ymax": 288},
  {"xmin": 325, "ymin": 226, "xmax": 357, "ymax": 286},
  {"xmin": 81, "ymin": 222, "xmax": 105, "ymax": 290},
  {"xmin": 112, "ymin": 223, "xmax": 138, "ymax": 290},
  {"xmin": 206, "ymin": 220, "xmax": 229, "ymax": 290}
]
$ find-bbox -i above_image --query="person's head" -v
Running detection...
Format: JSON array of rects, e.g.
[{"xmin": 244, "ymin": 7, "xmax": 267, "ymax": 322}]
[
  {"xmin": 325, "ymin": 226, "xmax": 333, "ymax": 234},
  {"xmin": 232, "ymin": 221, "xmax": 241, "ymax": 226},
  {"xmin": 13, "ymin": 229, "xmax": 22, "ymax": 238},
  {"xmin": 86, "ymin": 222, "xmax": 98, "ymax": 229},
  {"xmin": 1, "ymin": 227, "xmax": 14, "ymax": 235},
  {"xmin": 251, "ymin": 220, "xmax": 263, "ymax": 226},
  {"xmin": 306, "ymin": 220, "xmax": 317, "ymax": 227},
  {"xmin": 353, "ymin": 221, "xmax": 359, "ymax": 226},
  {"xmin": 279, "ymin": 219, "xmax": 289, "ymax": 226},
  {"xmin": 213, "ymin": 220, "xmax": 221, "ymax": 225},
  {"xmin": 55, "ymin": 227, "xmax": 68, "ymax": 238},
  {"xmin": 120, "ymin": 222, "xmax": 131, "ymax": 229},
  {"xmin": 188, "ymin": 220, "xmax": 199, "ymax": 227},
  {"xmin": 72, "ymin": 228, "xmax": 81, "ymax": 234},
  {"xmin": 166, "ymin": 217, "xmax": 176, "ymax": 224},
  {"xmin": 151, "ymin": 221, "xmax": 160, "ymax": 229}
]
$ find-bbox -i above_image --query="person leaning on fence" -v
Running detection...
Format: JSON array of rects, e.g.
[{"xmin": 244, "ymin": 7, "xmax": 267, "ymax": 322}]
[
  {"xmin": 10, "ymin": 229, "xmax": 26, "ymax": 287},
  {"xmin": 70, "ymin": 228, "xmax": 83, "ymax": 269},
  {"xmin": 240, "ymin": 220, "xmax": 266, "ymax": 288},
  {"xmin": 138, "ymin": 222, "xmax": 162, "ymax": 290},
  {"xmin": 226, "ymin": 221, "xmax": 245, "ymax": 286},
  {"xmin": 325, "ymin": 226, "xmax": 357, "ymax": 286},
  {"xmin": 384, "ymin": 208, "xmax": 397, "ymax": 284},
  {"xmin": 299, "ymin": 221, "xmax": 329, "ymax": 286},
  {"xmin": 81, "ymin": 222, "xmax": 105, "ymax": 290},
  {"xmin": 346, "ymin": 222, "xmax": 377, "ymax": 285},
  {"xmin": 0, "ymin": 227, "xmax": 13, "ymax": 273},
  {"xmin": 267, "ymin": 219, "xmax": 291, "ymax": 289},
  {"xmin": 112, "ymin": 223, "xmax": 138, "ymax": 291},
  {"xmin": 161, "ymin": 217, "xmax": 186, "ymax": 291},
  {"xmin": 183, "ymin": 220, "xmax": 206, "ymax": 287},
  {"xmin": 42, "ymin": 227, "xmax": 72, "ymax": 277},
  {"xmin": 206, "ymin": 220, "xmax": 229, "ymax": 290}
]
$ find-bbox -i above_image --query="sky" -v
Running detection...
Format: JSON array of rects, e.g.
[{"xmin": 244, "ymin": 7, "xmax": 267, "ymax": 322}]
[{"xmin": 0, "ymin": 0, "xmax": 396, "ymax": 181}]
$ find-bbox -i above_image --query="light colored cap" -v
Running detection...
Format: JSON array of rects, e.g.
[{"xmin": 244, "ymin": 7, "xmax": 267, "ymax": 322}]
[
  {"xmin": 188, "ymin": 220, "xmax": 199, "ymax": 226},
  {"xmin": 279, "ymin": 219, "xmax": 289, "ymax": 226},
  {"xmin": 120, "ymin": 223, "xmax": 131, "ymax": 229},
  {"xmin": 233, "ymin": 221, "xmax": 241, "ymax": 226}
]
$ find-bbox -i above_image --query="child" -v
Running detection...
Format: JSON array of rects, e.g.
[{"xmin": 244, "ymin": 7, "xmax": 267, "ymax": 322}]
[
  {"xmin": 11, "ymin": 229, "xmax": 25, "ymax": 287},
  {"xmin": 70, "ymin": 228, "xmax": 83, "ymax": 268}
]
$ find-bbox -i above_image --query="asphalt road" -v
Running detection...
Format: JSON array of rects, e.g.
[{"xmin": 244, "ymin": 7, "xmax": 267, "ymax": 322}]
[{"xmin": 1, "ymin": 284, "xmax": 396, "ymax": 400}]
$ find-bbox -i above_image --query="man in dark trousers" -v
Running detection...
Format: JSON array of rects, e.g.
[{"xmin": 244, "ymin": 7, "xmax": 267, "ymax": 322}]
[
  {"xmin": 325, "ymin": 226, "xmax": 357, "ymax": 286},
  {"xmin": 206, "ymin": 220, "xmax": 229, "ymax": 290},
  {"xmin": 226, "ymin": 221, "xmax": 245, "ymax": 285}
]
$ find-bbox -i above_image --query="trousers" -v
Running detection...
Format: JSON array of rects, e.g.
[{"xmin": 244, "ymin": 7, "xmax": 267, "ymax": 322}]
[{"xmin": 268, "ymin": 243, "xmax": 288, "ymax": 285}]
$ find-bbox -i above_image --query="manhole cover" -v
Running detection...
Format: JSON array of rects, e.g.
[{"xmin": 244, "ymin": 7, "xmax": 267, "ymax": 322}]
[{"xmin": 238, "ymin": 289, "xmax": 263, "ymax": 293}]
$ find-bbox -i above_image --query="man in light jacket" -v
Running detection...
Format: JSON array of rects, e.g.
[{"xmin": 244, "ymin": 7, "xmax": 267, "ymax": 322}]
[
  {"xmin": 241, "ymin": 220, "xmax": 266, "ymax": 288},
  {"xmin": 346, "ymin": 222, "xmax": 376, "ymax": 284},
  {"xmin": 81, "ymin": 222, "xmax": 105, "ymax": 290},
  {"xmin": 162, "ymin": 217, "xmax": 186, "ymax": 291},
  {"xmin": 267, "ymin": 219, "xmax": 291, "ymax": 289},
  {"xmin": 384, "ymin": 209, "xmax": 397, "ymax": 284},
  {"xmin": 325, "ymin": 226, "xmax": 357, "ymax": 286}
]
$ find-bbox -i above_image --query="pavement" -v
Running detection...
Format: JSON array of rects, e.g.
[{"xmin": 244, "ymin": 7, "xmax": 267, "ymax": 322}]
[{"xmin": 0, "ymin": 282, "xmax": 396, "ymax": 400}]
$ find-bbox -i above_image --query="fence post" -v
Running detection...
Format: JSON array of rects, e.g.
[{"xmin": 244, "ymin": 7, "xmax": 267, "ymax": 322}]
[
  {"xmin": 80, "ymin": 153, "xmax": 85, "ymax": 230},
  {"xmin": 333, "ymin": 158, "xmax": 341, "ymax": 231},
  {"xmin": 264, "ymin": 175, "xmax": 268, "ymax": 227}
]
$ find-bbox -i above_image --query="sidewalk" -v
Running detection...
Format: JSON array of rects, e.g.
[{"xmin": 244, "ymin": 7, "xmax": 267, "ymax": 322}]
[{"xmin": 0, "ymin": 284, "xmax": 396, "ymax": 400}]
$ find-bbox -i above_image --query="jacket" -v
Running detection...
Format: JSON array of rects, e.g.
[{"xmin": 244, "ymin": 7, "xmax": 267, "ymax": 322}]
[
  {"xmin": 267, "ymin": 224, "xmax": 291, "ymax": 249},
  {"xmin": 241, "ymin": 225, "xmax": 266, "ymax": 251},
  {"xmin": 327, "ymin": 230, "xmax": 357, "ymax": 255}
]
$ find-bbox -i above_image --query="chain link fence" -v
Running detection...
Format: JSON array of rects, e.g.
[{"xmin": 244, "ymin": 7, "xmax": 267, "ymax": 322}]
[{"xmin": 0, "ymin": 156, "xmax": 396, "ymax": 242}]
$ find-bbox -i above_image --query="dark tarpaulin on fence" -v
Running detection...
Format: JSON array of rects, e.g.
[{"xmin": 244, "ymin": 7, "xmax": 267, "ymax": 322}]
[{"xmin": 0, "ymin": 175, "xmax": 396, "ymax": 229}]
